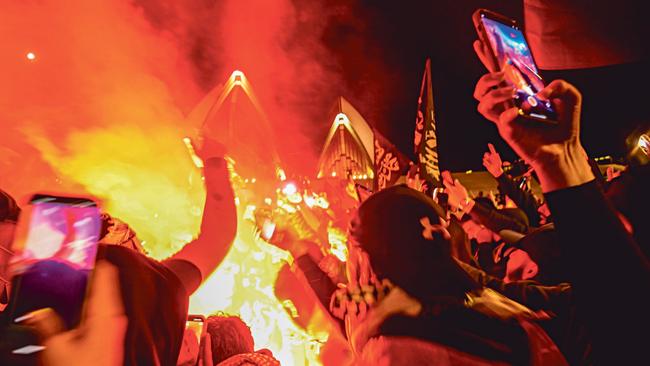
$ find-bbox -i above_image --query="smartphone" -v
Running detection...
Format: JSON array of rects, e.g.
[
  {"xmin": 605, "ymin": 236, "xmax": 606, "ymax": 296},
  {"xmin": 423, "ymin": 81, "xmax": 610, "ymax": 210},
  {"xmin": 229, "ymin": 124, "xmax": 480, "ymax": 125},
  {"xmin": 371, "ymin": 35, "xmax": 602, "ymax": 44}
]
[
  {"xmin": 7, "ymin": 194, "xmax": 101, "ymax": 331},
  {"xmin": 186, "ymin": 314, "xmax": 206, "ymax": 341},
  {"xmin": 473, "ymin": 9, "xmax": 558, "ymax": 124}
]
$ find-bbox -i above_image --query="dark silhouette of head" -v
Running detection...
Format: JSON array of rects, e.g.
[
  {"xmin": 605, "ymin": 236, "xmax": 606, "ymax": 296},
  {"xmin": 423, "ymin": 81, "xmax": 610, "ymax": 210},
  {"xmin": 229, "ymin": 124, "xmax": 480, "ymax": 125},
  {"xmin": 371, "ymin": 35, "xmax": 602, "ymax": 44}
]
[
  {"xmin": 350, "ymin": 185, "xmax": 479, "ymax": 304},
  {"xmin": 206, "ymin": 314, "xmax": 255, "ymax": 365}
]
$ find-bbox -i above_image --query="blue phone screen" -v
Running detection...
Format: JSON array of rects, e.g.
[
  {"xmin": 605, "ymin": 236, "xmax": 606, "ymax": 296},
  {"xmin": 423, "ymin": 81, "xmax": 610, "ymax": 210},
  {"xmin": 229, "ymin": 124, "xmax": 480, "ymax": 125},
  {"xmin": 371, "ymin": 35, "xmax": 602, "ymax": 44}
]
[{"xmin": 481, "ymin": 16, "xmax": 557, "ymax": 121}]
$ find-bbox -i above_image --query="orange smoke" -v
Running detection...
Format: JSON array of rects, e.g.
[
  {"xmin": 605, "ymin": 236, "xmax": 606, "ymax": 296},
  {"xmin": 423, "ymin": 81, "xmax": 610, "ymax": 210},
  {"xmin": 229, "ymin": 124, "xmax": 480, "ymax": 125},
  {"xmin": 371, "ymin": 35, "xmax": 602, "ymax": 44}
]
[
  {"xmin": 0, "ymin": 0, "xmax": 201, "ymax": 196},
  {"xmin": 207, "ymin": 0, "xmax": 346, "ymax": 173}
]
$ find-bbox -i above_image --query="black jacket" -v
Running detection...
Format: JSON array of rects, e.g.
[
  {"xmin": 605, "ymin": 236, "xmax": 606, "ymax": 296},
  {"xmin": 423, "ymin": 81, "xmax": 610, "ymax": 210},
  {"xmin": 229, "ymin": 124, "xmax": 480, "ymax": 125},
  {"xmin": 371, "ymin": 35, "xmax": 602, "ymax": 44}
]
[
  {"xmin": 497, "ymin": 174, "xmax": 543, "ymax": 227},
  {"xmin": 545, "ymin": 180, "xmax": 650, "ymax": 364}
]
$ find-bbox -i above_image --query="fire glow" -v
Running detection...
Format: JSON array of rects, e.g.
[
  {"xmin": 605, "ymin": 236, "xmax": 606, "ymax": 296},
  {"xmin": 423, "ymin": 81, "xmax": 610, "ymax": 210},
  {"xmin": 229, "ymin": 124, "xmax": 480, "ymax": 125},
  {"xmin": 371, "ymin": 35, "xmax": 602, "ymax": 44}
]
[
  {"xmin": 1, "ymin": 0, "xmax": 354, "ymax": 364},
  {"xmin": 188, "ymin": 203, "xmax": 327, "ymax": 365}
]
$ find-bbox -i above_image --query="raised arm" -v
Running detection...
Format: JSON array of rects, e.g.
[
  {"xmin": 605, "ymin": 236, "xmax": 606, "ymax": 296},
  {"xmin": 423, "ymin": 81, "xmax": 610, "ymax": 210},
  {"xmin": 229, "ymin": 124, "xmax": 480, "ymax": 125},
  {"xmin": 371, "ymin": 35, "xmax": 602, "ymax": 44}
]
[
  {"xmin": 442, "ymin": 171, "xmax": 527, "ymax": 233},
  {"xmin": 456, "ymin": 259, "xmax": 571, "ymax": 313},
  {"xmin": 467, "ymin": 199, "xmax": 528, "ymax": 234},
  {"xmin": 473, "ymin": 42, "xmax": 650, "ymax": 362},
  {"xmin": 496, "ymin": 174, "xmax": 541, "ymax": 225},
  {"xmin": 168, "ymin": 139, "xmax": 237, "ymax": 292},
  {"xmin": 484, "ymin": 143, "xmax": 542, "ymax": 225}
]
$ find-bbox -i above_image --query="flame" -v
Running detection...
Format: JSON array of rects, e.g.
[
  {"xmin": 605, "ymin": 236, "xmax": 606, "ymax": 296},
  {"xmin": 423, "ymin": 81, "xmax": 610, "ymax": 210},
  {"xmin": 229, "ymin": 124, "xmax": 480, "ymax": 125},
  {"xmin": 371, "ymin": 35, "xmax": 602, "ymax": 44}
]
[
  {"xmin": 282, "ymin": 182, "xmax": 298, "ymax": 197},
  {"xmin": 26, "ymin": 128, "xmax": 330, "ymax": 364},
  {"xmin": 188, "ymin": 206, "xmax": 327, "ymax": 365},
  {"xmin": 327, "ymin": 226, "xmax": 348, "ymax": 262},
  {"xmin": 182, "ymin": 163, "xmax": 328, "ymax": 365}
]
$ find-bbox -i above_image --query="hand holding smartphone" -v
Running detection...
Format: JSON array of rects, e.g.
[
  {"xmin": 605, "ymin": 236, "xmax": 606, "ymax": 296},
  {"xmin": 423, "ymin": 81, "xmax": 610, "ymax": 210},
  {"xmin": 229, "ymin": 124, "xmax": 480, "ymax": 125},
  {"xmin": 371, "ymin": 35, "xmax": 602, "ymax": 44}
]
[
  {"xmin": 177, "ymin": 315, "xmax": 206, "ymax": 366},
  {"xmin": 472, "ymin": 9, "xmax": 558, "ymax": 124},
  {"xmin": 186, "ymin": 314, "xmax": 206, "ymax": 341},
  {"xmin": 6, "ymin": 194, "xmax": 101, "ymax": 353}
]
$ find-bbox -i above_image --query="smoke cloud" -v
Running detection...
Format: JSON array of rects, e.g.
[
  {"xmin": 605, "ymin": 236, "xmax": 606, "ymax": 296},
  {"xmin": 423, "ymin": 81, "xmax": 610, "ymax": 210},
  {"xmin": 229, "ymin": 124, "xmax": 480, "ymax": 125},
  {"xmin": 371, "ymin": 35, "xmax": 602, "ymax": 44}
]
[
  {"xmin": 0, "ymin": 0, "xmax": 205, "ymax": 257},
  {"xmin": 0, "ymin": 0, "xmax": 350, "ymax": 252}
]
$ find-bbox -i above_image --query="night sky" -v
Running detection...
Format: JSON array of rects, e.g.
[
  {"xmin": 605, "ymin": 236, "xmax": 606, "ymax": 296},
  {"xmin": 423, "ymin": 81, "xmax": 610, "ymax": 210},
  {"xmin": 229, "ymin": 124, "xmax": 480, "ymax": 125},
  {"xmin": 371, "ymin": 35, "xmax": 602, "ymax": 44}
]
[
  {"xmin": 2, "ymin": 0, "xmax": 648, "ymax": 200},
  {"xmin": 321, "ymin": 0, "xmax": 650, "ymax": 172}
]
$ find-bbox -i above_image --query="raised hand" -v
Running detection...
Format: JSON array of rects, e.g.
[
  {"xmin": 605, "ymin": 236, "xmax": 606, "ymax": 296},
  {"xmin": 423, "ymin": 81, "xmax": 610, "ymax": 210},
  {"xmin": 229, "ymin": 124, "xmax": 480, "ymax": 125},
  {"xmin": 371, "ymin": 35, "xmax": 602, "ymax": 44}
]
[
  {"xmin": 474, "ymin": 65, "xmax": 594, "ymax": 192},
  {"xmin": 483, "ymin": 143, "xmax": 504, "ymax": 178},
  {"xmin": 254, "ymin": 206, "xmax": 320, "ymax": 259},
  {"xmin": 606, "ymin": 166, "xmax": 622, "ymax": 182},
  {"xmin": 441, "ymin": 171, "xmax": 472, "ymax": 213},
  {"xmin": 195, "ymin": 136, "xmax": 227, "ymax": 162}
]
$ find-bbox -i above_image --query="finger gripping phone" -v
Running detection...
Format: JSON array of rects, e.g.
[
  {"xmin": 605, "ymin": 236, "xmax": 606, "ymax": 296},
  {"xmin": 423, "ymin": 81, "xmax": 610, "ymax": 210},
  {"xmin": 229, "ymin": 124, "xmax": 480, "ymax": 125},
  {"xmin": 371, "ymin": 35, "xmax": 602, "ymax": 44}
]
[
  {"xmin": 186, "ymin": 314, "xmax": 206, "ymax": 341},
  {"xmin": 473, "ymin": 9, "xmax": 558, "ymax": 124},
  {"xmin": 8, "ymin": 194, "xmax": 101, "ymax": 330}
]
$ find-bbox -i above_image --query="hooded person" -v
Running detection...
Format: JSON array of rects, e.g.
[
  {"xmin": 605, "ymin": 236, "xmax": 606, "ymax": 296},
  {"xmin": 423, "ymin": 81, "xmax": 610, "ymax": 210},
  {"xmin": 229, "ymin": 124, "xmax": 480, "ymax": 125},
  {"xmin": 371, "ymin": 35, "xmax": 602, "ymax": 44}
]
[
  {"xmin": 496, "ymin": 224, "xmax": 566, "ymax": 285},
  {"xmin": 332, "ymin": 185, "xmax": 567, "ymax": 365},
  {"xmin": 460, "ymin": 197, "xmax": 530, "ymax": 279},
  {"xmin": 510, "ymin": 225, "xmax": 564, "ymax": 285}
]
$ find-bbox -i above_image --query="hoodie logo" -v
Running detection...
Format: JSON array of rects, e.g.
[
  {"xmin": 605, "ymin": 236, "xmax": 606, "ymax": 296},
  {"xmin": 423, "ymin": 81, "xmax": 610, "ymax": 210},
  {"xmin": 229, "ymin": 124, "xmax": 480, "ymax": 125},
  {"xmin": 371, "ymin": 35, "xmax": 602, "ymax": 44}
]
[{"xmin": 420, "ymin": 216, "xmax": 451, "ymax": 240}]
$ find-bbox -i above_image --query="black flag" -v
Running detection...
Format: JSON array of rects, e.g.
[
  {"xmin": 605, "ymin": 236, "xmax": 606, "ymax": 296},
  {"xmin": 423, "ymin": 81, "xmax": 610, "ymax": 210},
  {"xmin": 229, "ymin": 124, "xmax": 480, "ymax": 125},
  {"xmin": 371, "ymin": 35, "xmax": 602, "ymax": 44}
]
[
  {"xmin": 373, "ymin": 129, "xmax": 411, "ymax": 191},
  {"xmin": 414, "ymin": 59, "xmax": 441, "ymax": 186}
]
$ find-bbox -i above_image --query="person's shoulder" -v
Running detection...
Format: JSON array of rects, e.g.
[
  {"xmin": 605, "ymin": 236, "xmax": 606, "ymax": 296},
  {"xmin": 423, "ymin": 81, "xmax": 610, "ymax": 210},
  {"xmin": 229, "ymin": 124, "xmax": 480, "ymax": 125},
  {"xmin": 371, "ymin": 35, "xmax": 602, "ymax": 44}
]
[
  {"xmin": 161, "ymin": 258, "xmax": 202, "ymax": 295},
  {"xmin": 97, "ymin": 244, "xmax": 185, "ymax": 289},
  {"xmin": 97, "ymin": 244, "xmax": 159, "ymax": 269},
  {"xmin": 97, "ymin": 244, "xmax": 202, "ymax": 297}
]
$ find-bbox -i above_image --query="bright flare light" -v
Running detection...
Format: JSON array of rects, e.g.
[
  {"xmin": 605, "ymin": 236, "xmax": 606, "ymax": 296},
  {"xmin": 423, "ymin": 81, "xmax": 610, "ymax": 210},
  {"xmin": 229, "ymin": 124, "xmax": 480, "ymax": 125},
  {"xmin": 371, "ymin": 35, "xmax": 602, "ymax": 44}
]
[
  {"xmin": 327, "ymin": 226, "xmax": 349, "ymax": 262},
  {"xmin": 26, "ymin": 52, "xmax": 36, "ymax": 61},
  {"xmin": 304, "ymin": 195, "xmax": 316, "ymax": 208},
  {"xmin": 189, "ymin": 192, "xmax": 326, "ymax": 365},
  {"xmin": 638, "ymin": 134, "xmax": 650, "ymax": 156},
  {"xmin": 282, "ymin": 182, "xmax": 298, "ymax": 196}
]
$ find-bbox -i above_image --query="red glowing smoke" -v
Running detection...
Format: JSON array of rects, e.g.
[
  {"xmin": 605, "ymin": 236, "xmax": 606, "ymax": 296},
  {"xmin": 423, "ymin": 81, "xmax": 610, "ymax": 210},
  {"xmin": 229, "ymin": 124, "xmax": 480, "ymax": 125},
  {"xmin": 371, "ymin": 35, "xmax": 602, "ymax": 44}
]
[
  {"xmin": 0, "ymin": 0, "xmax": 392, "ymax": 245},
  {"xmin": 0, "ymin": 0, "xmax": 375, "ymax": 194}
]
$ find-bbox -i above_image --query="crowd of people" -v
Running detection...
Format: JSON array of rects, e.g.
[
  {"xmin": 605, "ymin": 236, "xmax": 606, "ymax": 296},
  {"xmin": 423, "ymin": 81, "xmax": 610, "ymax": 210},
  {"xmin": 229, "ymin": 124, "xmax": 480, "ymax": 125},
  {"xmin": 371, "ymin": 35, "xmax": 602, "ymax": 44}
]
[{"xmin": 1, "ymin": 35, "xmax": 649, "ymax": 366}]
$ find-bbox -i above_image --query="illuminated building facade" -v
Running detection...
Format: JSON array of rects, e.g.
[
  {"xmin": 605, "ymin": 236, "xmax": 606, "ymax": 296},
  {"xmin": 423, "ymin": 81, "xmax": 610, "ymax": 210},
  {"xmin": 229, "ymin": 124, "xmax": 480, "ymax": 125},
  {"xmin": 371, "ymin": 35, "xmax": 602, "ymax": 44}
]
[{"xmin": 317, "ymin": 97, "xmax": 375, "ymax": 188}]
